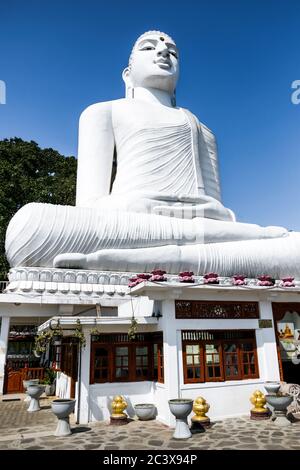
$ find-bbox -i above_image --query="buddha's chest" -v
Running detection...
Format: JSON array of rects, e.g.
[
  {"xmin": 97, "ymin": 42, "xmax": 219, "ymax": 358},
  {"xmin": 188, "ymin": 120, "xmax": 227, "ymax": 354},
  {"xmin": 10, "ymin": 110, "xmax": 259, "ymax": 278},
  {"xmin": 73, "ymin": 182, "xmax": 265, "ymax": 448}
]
[{"xmin": 112, "ymin": 99, "xmax": 187, "ymax": 140}]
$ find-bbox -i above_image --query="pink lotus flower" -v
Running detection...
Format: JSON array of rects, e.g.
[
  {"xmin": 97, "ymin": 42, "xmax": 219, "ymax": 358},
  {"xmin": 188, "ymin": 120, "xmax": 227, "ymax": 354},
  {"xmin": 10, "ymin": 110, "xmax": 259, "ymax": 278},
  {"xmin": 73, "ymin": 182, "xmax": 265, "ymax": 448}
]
[
  {"xmin": 280, "ymin": 277, "xmax": 295, "ymax": 288},
  {"xmin": 136, "ymin": 273, "xmax": 152, "ymax": 280},
  {"xmin": 232, "ymin": 275, "xmax": 247, "ymax": 286},
  {"xmin": 203, "ymin": 272, "xmax": 219, "ymax": 284},
  {"xmin": 150, "ymin": 269, "xmax": 167, "ymax": 282},
  {"xmin": 179, "ymin": 271, "xmax": 195, "ymax": 283},
  {"xmin": 128, "ymin": 277, "xmax": 144, "ymax": 288},
  {"xmin": 257, "ymin": 275, "xmax": 275, "ymax": 286}
]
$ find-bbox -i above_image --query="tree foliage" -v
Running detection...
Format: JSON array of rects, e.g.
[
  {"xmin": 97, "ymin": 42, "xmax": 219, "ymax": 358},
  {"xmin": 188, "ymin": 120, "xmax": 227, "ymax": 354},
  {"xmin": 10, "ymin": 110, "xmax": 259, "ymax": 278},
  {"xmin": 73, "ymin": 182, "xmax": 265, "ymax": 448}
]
[{"xmin": 0, "ymin": 138, "xmax": 77, "ymax": 279}]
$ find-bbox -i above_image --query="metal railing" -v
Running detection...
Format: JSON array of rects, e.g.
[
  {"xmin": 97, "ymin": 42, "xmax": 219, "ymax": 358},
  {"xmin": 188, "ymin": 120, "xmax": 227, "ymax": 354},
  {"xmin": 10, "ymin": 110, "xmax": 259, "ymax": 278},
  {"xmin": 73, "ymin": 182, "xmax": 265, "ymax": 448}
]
[{"xmin": 0, "ymin": 281, "xmax": 8, "ymax": 293}]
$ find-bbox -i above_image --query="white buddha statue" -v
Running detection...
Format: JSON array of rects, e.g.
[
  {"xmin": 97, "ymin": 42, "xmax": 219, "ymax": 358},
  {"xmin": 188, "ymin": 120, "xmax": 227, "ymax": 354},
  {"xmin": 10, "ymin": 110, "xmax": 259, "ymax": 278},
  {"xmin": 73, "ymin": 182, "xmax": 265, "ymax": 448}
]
[{"xmin": 5, "ymin": 31, "xmax": 300, "ymax": 278}]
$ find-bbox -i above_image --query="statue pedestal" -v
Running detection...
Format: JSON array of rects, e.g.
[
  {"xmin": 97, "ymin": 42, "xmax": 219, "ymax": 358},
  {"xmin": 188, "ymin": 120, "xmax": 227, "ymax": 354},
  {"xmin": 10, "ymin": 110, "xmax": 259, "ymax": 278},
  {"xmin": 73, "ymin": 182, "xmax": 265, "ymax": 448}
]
[
  {"xmin": 110, "ymin": 416, "xmax": 128, "ymax": 425},
  {"xmin": 250, "ymin": 410, "xmax": 271, "ymax": 421}
]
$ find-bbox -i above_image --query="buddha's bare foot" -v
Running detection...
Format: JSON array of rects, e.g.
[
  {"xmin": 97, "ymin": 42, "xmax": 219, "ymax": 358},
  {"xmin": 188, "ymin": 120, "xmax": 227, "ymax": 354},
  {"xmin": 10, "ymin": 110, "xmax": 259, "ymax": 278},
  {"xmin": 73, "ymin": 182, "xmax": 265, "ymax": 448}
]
[{"xmin": 53, "ymin": 253, "xmax": 87, "ymax": 269}]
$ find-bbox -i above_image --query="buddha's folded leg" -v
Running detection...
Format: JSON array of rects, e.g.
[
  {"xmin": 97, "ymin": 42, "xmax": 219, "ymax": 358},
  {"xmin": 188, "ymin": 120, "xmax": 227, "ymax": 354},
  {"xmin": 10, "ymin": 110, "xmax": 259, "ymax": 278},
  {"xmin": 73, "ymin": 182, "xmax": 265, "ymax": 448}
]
[
  {"xmin": 54, "ymin": 233, "xmax": 300, "ymax": 278},
  {"xmin": 6, "ymin": 202, "xmax": 287, "ymax": 268}
]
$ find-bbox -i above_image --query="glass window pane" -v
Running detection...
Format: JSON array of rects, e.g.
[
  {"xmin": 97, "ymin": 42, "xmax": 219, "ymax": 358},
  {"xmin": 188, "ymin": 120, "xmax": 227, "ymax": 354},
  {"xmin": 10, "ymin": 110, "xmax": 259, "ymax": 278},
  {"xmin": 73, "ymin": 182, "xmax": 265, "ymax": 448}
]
[
  {"xmin": 224, "ymin": 343, "xmax": 237, "ymax": 352},
  {"xmin": 206, "ymin": 354, "xmax": 213, "ymax": 364},
  {"xmin": 242, "ymin": 343, "xmax": 252, "ymax": 351},
  {"xmin": 136, "ymin": 356, "xmax": 141, "ymax": 366},
  {"xmin": 187, "ymin": 368, "xmax": 194, "ymax": 378},
  {"xmin": 116, "ymin": 347, "xmax": 128, "ymax": 356},
  {"xmin": 116, "ymin": 357, "xmax": 122, "ymax": 366},
  {"xmin": 243, "ymin": 364, "xmax": 249, "ymax": 375},
  {"xmin": 136, "ymin": 346, "xmax": 148, "ymax": 355},
  {"xmin": 194, "ymin": 355, "xmax": 200, "ymax": 365},
  {"xmin": 121, "ymin": 368, "xmax": 129, "ymax": 377},
  {"xmin": 123, "ymin": 357, "xmax": 128, "ymax": 366},
  {"xmin": 186, "ymin": 355, "xmax": 193, "ymax": 365},
  {"xmin": 206, "ymin": 344, "xmax": 218, "ymax": 353},
  {"xmin": 214, "ymin": 366, "xmax": 221, "ymax": 376},
  {"xmin": 195, "ymin": 367, "xmax": 201, "ymax": 378},
  {"xmin": 213, "ymin": 354, "xmax": 220, "ymax": 364}
]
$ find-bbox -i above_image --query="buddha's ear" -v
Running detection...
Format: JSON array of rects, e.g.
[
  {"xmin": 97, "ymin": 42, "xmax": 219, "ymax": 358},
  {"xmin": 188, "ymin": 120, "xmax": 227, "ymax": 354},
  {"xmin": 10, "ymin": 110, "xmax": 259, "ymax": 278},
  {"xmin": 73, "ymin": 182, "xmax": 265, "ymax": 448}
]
[{"xmin": 122, "ymin": 67, "xmax": 134, "ymax": 99}]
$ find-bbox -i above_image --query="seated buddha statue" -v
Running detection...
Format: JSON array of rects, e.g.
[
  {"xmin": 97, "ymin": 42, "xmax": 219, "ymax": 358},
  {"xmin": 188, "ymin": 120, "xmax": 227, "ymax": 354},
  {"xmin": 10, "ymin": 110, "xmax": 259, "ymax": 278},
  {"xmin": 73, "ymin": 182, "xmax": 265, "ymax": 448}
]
[{"xmin": 5, "ymin": 31, "xmax": 300, "ymax": 278}]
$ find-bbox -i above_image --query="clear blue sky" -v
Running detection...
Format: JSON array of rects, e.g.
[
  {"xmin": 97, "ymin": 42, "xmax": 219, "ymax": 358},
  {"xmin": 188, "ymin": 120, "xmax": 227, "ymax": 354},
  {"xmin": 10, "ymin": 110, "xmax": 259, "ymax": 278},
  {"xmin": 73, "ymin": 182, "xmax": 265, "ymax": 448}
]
[{"xmin": 1, "ymin": 0, "xmax": 299, "ymax": 229}]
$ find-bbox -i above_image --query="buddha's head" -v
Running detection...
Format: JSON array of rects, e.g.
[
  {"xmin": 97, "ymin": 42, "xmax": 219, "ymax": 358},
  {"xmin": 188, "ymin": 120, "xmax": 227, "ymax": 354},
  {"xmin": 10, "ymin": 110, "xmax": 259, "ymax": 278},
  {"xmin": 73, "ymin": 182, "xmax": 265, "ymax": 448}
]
[{"xmin": 123, "ymin": 30, "xmax": 179, "ymax": 98}]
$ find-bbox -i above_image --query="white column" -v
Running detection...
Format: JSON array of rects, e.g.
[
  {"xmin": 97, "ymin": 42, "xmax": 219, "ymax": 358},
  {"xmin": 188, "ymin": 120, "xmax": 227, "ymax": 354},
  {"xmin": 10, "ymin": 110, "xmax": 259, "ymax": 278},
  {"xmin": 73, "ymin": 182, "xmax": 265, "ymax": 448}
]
[
  {"xmin": 160, "ymin": 299, "xmax": 180, "ymax": 426},
  {"xmin": 76, "ymin": 327, "xmax": 91, "ymax": 424},
  {"xmin": 0, "ymin": 317, "xmax": 10, "ymax": 395},
  {"xmin": 256, "ymin": 301, "xmax": 280, "ymax": 381}
]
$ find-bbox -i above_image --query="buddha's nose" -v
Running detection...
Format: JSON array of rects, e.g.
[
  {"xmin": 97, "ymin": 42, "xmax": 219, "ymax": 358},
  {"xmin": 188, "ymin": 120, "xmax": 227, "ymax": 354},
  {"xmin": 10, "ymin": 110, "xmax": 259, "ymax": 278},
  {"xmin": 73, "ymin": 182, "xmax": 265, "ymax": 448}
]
[{"xmin": 157, "ymin": 43, "xmax": 169, "ymax": 58}]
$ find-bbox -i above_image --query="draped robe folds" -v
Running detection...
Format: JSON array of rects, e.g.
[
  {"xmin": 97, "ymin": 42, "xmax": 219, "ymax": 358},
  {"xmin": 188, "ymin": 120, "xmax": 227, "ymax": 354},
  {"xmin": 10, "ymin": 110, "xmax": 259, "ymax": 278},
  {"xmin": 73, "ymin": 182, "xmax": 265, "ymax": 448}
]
[{"xmin": 5, "ymin": 99, "xmax": 300, "ymax": 278}]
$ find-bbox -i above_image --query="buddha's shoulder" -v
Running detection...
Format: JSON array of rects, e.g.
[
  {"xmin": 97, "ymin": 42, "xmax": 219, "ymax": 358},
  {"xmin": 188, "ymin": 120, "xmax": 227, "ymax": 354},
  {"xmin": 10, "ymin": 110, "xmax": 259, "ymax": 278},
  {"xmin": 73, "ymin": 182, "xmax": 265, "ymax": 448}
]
[{"xmin": 79, "ymin": 99, "xmax": 127, "ymax": 122}]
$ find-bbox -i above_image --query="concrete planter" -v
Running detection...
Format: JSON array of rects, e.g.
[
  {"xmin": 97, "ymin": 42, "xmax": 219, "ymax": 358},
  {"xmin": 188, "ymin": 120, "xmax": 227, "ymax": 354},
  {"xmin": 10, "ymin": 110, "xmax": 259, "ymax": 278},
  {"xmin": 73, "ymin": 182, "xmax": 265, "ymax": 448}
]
[
  {"xmin": 168, "ymin": 399, "xmax": 193, "ymax": 439},
  {"xmin": 23, "ymin": 379, "xmax": 40, "ymax": 402},
  {"xmin": 51, "ymin": 399, "xmax": 76, "ymax": 436},
  {"xmin": 265, "ymin": 395, "xmax": 293, "ymax": 426},
  {"xmin": 134, "ymin": 403, "xmax": 156, "ymax": 420},
  {"xmin": 264, "ymin": 382, "xmax": 281, "ymax": 395},
  {"xmin": 27, "ymin": 384, "xmax": 45, "ymax": 412}
]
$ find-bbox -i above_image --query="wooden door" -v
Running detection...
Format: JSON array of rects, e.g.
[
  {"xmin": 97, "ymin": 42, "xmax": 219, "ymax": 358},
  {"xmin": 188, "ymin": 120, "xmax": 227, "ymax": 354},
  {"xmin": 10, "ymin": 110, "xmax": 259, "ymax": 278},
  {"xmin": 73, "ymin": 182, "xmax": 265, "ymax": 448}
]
[{"xmin": 5, "ymin": 368, "xmax": 23, "ymax": 393}]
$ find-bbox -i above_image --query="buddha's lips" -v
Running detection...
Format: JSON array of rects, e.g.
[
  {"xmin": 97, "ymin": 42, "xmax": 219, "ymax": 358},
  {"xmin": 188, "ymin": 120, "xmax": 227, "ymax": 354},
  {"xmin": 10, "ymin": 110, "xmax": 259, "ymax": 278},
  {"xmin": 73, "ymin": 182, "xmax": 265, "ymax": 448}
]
[{"xmin": 154, "ymin": 59, "xmax": 171, "ymax": 69}]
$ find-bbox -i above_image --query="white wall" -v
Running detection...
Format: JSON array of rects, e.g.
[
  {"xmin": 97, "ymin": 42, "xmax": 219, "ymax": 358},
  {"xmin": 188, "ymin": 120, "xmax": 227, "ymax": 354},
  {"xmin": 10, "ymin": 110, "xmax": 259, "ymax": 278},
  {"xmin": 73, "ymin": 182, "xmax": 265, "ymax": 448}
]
[
  {"xmin": 0, "ymin": 317, "xmax": 10, "ymax": 394},
  {"xmin": 180, "ymin": 380, "xmax": 266, "ymax": 421},
  {"xmin": 89, "ymin": 381, "xmax": 154, "ymax": 421}
]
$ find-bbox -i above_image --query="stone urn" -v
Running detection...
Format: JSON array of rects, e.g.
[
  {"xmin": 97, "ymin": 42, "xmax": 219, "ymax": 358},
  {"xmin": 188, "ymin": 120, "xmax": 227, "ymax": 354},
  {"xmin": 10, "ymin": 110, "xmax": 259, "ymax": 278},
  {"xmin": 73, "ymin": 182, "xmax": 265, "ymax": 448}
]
[
  {"xmin": 134, "ymin": 403, "xmax": 156, "ymax": 421},
  {"xmin": 168, "ymin": 399, "xmax": 193, "ymax": 439},
  {"xmin": 26, "ymin": 384, "xmax": 45, "ymax": 412},
  {"xmin": 265, "ymin": 394, "xmax": 293, "ymax": 426},
  {"xmin": 264, "ymin": 382, "xmax": 281, "ymax": 395},
  {"xmin": 51, "ymin": 399, "xmax": 76, "ymax": 436},
  {"xmin": 23, "ymin": 379, "xmax": 39, "ymax": 402}
]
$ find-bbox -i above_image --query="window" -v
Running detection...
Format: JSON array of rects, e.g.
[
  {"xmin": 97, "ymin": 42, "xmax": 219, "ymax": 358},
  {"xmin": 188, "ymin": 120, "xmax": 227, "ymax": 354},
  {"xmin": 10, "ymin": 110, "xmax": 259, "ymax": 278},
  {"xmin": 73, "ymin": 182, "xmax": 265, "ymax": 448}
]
[
  {"xmin": 182, "ymin": 330, "xmax": 259, "ymax": 383},
  {"xmin": 183, "ymin": 344, "xmax": 203, "ymax": 382},
  {"xmin": 90, "ymin": 333, "xmax": 164, "ymax": 384}
]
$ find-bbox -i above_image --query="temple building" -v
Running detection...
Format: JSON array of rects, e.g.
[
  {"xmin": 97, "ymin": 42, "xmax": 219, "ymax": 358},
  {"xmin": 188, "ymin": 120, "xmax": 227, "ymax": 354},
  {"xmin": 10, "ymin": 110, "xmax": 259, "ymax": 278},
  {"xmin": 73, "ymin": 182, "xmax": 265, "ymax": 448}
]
[{"xmin": 1, "ymin": 30, "xmax": 299, "ymax": 426}]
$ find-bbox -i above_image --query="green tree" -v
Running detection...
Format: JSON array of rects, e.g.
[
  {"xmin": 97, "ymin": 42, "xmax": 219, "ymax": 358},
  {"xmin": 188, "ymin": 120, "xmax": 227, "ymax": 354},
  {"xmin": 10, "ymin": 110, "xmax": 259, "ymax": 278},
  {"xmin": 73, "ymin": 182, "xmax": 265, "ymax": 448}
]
[{"xmin": 0, "ymin": 138, "xmax": 77, "ymax": 279}]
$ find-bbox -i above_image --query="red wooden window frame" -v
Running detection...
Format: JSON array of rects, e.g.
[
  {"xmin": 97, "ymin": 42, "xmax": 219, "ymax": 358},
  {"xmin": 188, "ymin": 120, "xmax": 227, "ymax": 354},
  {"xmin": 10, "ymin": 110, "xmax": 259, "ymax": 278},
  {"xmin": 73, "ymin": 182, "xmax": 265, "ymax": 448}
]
[
  {"xmin": 155, "ymin": 343, "xmax": 164, "ymax": 384},
  {"xmin": 90, "ymin": 335, "xmax": 164, "ymax": 384},
  {"xmin": 183, "ymin": 343, "xmax": 205, "ymax": 383},
  {"xmin": 182, "ymin": 331, "xmax": 259, "ymax": 384}
]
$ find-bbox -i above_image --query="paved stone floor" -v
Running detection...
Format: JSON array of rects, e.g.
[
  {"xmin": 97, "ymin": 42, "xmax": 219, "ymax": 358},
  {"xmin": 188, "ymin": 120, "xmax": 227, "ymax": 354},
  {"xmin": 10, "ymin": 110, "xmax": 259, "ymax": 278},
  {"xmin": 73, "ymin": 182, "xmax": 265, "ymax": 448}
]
[{"xmin": 0, "ymin": 397, "xmax": 300, "ymax": 450}]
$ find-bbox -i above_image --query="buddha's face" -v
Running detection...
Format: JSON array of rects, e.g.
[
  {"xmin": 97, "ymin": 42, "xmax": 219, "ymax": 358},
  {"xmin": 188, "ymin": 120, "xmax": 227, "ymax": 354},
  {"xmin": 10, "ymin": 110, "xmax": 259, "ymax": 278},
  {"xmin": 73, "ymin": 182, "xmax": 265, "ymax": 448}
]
[{"xmin": 126, "ymin": 33, "xmax": 179, "ymax": 94}]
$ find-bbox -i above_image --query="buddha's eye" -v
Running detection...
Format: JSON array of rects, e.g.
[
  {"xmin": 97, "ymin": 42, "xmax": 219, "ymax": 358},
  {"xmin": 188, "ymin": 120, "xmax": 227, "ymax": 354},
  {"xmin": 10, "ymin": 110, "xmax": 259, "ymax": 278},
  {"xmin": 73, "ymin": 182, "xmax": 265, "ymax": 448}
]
[
  {"xmin": 139, "ymin": 43, "xmax": 155, "ymax": 51},
  {"xmin": 169, "ymin": 50, "xmax": 178, "ymax": 59}
]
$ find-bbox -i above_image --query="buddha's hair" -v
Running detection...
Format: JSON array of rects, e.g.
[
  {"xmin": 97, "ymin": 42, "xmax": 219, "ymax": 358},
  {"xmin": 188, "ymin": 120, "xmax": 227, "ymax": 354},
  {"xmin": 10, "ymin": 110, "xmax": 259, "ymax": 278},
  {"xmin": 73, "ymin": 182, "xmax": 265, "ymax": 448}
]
[{"xmin": 128, "ymin": 30, "xmax": 176, "ymax": 68}]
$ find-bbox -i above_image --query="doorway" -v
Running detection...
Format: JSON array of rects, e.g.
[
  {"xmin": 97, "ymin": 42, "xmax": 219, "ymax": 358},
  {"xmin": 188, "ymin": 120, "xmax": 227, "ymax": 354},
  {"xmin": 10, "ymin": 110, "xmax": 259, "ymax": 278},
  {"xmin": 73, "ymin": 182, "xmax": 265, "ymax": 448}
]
[{"xmin": 272, "ymin": 303, "xmax": 300, "ymax": 385}]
